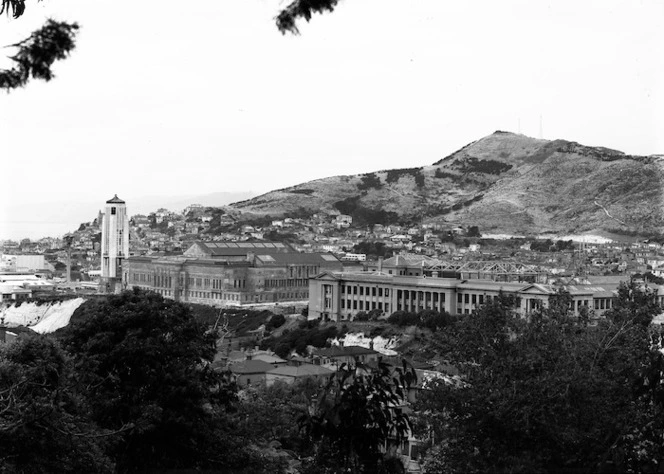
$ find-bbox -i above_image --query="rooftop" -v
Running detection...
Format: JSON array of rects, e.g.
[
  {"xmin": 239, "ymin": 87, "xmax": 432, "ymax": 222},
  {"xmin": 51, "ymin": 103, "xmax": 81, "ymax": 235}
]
[{"xmin": 106, "ymin": 194, "xmax": 125, "ymax": 204}]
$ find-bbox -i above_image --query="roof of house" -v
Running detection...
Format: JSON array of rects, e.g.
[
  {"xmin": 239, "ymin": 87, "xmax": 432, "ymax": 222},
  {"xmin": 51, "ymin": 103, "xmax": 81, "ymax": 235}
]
[
  {"xmin": 229, "ymin": 359, "xmax": 275, "ymax": 375},
  {"xmin": 314, "ymin": 345, "xmax": 380, "ymax": 358},
  {"xmin": 267, "ymin": 364, "xmax": 334, "ymax": 378},
  {"xmin": 106, "ymin": 194, "xmax": 125, "ymax": 204},
  {"xmin": 252, "ymin": 354, "xmax": 287, "ymax": 364},
  {"xmin": 254, "ymin": 252, "xmax": 341, "ymax": 266},
  {"xmin": 189, "ymin": 241, "xmax": 295, "ymax": 257}
]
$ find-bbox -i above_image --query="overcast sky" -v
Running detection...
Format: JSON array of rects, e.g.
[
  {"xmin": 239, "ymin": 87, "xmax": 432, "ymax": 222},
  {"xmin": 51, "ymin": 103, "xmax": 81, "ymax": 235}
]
[{"xmin": 1, "ymin": 0, "xmax": 662, "ymax": 240}]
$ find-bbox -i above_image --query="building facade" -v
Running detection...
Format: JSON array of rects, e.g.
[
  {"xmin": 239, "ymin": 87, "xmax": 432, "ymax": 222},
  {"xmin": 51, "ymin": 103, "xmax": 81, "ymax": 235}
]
[
  {"xmin": 308, "ymin": 270, "xmax": 619, "ymax": 322},
  {"xmin": 123, "ymin": 241, "xmax": 343, "ymax": 306},
  {"xmin": 100, "ymin": 195, "xmax": 129, "ymax": 293}
]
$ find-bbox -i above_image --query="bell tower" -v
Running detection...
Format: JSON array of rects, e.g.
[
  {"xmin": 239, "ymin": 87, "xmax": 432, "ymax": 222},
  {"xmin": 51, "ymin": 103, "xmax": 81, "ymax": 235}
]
[{"xmin": 100, "ymin": 194, "xmax": 129, "ymax": 293}]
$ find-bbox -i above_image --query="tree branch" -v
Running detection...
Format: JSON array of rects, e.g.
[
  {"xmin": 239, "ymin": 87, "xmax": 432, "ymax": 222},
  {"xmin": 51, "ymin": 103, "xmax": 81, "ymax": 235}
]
[
  {"xmin": 0, "ymin": 0, "xmax": 26, "ymax": 19},
  {"xmin": 275, "ymin": 0, "xmax": 341, "ymax": 35},
  {"xmin": 0, "ymin": 18, "xmax": 79, "ymax": 91}
]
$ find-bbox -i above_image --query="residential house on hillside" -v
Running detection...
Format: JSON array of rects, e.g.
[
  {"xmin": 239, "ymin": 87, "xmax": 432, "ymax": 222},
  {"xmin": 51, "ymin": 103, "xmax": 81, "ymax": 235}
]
[{"xmin": 311, "ymin": 345, "xmax": 381, "ymax": 370}]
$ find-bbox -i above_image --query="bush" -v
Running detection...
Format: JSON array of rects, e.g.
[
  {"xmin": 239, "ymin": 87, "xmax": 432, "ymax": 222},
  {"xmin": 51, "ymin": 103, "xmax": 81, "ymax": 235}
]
[
  {"xmin": 266, "ymin": 314, "xmax": 286, "ymax": 330},
  {"xmin": 387, "ymin": 310, "xmax": 455, "ymax": 331},
  {"xmin": 357, "ymin": 173, "xmax": 382, "ymax": 191}
]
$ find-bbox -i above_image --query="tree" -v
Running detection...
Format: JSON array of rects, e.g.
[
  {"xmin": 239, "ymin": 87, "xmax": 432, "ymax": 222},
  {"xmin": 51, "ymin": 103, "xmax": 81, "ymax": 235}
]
[
  {"xmin": 276, "ymin": 0, "xmax": 341, "ymax": 35},
  {"xmin": 58, "ymin": 288, "xmax": 241, "ymax": 471},
  {"xmin": 0, "ymin": 336, "xmax": 114, "ymax": 473},
  {"xmin": 416, "ymin": 285, "xmax": 664, "ymax": 473},
  {"xmin": 2, "ymin": 0, "xmax": 339, "ymax": 91},
  {"xmin": 0, "ymin": 15, "xmax": 79, "ymax": 90},
  {"xmin": 466, "ymin": 225, "xmax": 481, "ymax": 237},
  {"xmin": 300, "ymin": 360, "xmax": 417, "ymax": 473}
]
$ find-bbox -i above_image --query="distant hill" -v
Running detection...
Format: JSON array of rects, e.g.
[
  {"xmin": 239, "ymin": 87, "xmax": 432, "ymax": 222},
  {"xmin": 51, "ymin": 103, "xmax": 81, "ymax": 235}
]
[
  {"xmin": 230, "ymin": 132, "xmax": 664, "ymax": 236},
  {"xmin": 127, "ymin": 191, "xmax": 255, "ymax": 216}
]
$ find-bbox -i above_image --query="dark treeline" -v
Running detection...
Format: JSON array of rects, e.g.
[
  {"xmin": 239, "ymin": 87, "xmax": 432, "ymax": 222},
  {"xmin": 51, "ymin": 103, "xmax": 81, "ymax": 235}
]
[{"xmin": 2, "ymin": 284, "xmax": 664, "ymax": 473}]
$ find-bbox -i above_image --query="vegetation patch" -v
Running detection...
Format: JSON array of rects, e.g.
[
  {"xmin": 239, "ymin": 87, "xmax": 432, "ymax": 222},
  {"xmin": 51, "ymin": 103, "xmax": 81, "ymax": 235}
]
[
  {"xmin": 385, "ymin": 167, "xmax": 425, "ymax": 187},
  {"xmin": 452, "ymin": 157, "xmax": 513, "ymax": 175},
  {"xmin": 260, "ymin": 320, "xmax": 347, "ymax": 358},
  {"xmin": 434, "ymin": 169, "xmax": 457, "ymax": 179},
  {"xmin": 334, "ymin": 196, "xmax": 401, "ymax": 226},
  {"xmin": 357, "ymin": 172, "xmax": 383, "ymax": 191}
]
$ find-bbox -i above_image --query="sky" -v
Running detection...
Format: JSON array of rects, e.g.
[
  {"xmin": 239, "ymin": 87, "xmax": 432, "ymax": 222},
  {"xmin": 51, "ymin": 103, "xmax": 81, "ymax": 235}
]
[{"xmin": 1, "ymin": 0, "xmax": 662, "ymax": 240}]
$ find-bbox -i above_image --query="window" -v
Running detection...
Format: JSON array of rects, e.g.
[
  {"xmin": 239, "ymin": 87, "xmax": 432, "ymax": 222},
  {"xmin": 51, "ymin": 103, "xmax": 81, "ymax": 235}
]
[
  {"xmin": 472, "ymin": 294, "xmax": 477, "ymax": 304},
  {"xmin": 464, "ymin": 294, "xmax": 469, "ymax": 304},
  {"xmin": 457, "ymin": 293, "xmax": 463, "ymax": 303},
  {"xmin": 385, "ymin": 289, "xmax": 389, "ymax": 297},
  {"xmin": 111, "ymin": 207, "xmax": 116, "ymax": 215}
]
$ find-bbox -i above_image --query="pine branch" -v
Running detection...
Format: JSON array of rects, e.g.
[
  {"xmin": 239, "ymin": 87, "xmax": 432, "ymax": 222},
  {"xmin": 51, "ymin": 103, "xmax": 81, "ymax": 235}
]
[
  {"xmin": 276, "ymin": 0, "xmax": 341, "ymax": 35},
  {"xmin": 0, "ymin": 19, "xmax": 78, "ymax": 90},
  {"xmin": 0, "ymin": 0, "xmax": 27, "ymax": 19}
]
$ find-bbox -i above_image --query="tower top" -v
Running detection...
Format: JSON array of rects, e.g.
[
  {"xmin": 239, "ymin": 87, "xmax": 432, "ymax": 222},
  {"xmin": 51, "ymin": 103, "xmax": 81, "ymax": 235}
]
[{"xmin": 106, "ymin": 194, "xmax": 125, "ymax": 204}]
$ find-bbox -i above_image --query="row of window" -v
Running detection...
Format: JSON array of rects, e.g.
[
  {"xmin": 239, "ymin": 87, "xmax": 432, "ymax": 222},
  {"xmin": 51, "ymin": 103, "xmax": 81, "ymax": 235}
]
[
  {"xmin": 341, "ymin": 285, "xmax": 390, "ymax": 297},
  {"xmin": 264, "ymin": 278, "xmax": 309, "ymax": 288},
  {"xmin": 340, "ymin": 299, "xmax": 390, "ymax": 312},
  {"xmin": 396, "ymin": 290, "xmax": 447, "ymax": 303},
  {"xmin": 131, "ymin": 272, "xmax": 152, "ymax": 283},
  {"xmin": 288, "ymin": 265, "xmax": 319, "ymax": 278}
]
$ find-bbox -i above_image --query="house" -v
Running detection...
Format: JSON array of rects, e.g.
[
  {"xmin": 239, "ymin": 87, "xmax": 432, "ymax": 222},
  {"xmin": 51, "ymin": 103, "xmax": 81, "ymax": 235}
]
[
  {"xmin": 311, "ymin": 345, "xmax": 381, "ymax": 370},
  {"xmin": 265, "ymin": 363, "xmax": 334, "ymax": 386},
  {"xmin": 228, "ymin": 359, "xmax": 275, "ymax": 387}
]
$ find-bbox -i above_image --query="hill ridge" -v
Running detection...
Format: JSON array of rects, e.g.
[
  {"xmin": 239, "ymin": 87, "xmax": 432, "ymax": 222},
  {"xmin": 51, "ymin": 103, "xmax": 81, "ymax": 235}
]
[{"xmin": 229, "ymin": 132, "xmax": 664, "ymax": 235}]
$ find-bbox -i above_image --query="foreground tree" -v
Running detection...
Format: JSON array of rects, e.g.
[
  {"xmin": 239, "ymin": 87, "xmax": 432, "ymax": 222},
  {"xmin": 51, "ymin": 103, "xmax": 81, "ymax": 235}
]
[
  {"xmin": 58, "ymin": 288, "xmax": 245, "ymax": 472},
  {"xmin": 0, "ymin": 336, "xmax": 113, "ymax": 473},
  {"xmin": 417, "ymin": 286, "xmax": 664, "ymax": 473},
  {"xmin": 1, "ymin": 0, "xmax": 341, "ymax": 91},
  {"xmin": 300, "ymin": 360, "xmax": 417, "ymax": 473}
]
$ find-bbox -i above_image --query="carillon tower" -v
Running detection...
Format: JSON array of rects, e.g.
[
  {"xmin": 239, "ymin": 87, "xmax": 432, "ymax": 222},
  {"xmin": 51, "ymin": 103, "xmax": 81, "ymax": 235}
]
[{"xmin": 100, "ymin": 194, "xmax": 129, "ymax": 293}]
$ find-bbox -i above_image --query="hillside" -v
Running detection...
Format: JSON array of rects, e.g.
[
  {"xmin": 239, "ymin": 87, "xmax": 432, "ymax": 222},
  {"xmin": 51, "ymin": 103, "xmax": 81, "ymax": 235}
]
[{"xmin": 230, "ymin": 132, "xmax": 664, "ymax": 235}]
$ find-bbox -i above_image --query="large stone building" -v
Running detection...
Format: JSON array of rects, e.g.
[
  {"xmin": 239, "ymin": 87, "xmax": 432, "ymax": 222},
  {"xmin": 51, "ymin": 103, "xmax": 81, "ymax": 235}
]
[
  {"xmin": 308, "ymin": 269, "xmax": 619, "ymax": 322},
  {"xmin": 123, "ymin": 241, "xmax": 343, "ymax": 306},
  {"xmin": 100, "ymin": 195, "xmax": 129, "ymax": 293}
]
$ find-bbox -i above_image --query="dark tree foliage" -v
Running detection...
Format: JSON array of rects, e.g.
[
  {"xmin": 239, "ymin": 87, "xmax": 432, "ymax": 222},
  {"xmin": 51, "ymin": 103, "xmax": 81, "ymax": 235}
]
[
  {"xmin": 605, "ymin": 279, "xmax": 661, "ymax": 327},
  {"xmin": 264, "ymin": 229, "xmax": 304, "ymax": 244},
  {"xmin": 357, "ymin": 172, "xmax": 383, "ymax": 191},
  {"xmin": 385, "ymin": 167, "xmax": 425, "ymax": 187},
  {"xmin": 416, "ymin": 285, "xmax": 664, "ymax": 473},
  {"xmin": 467, "ymin": 225, "xmax": 481, "ymax": 237},
  {"xmin": 275, "ymin": 0, "xmax": 341, "ymax": 35},
  {"xmin": 0, "ymin": 336, "xmax": 114, "ymax": 473},
  {"xmin": 261, "ymin": 320, "xmax": 346, "ymax": 358},
  {"xmin": 300, "ymin": 360, "xmax": 417, "ymax": 473},
  {"xmin": 334, "ymin": 195, "xmax": 361, "ymax": 215},
  {"xmin": 59, "ymin": 288, "xmax": 240, "ymax": 472},
  {"xmin": 0, "ymin": 0, "xmax": 26, "ymax": 18},
  {"xmin": 351, "ymin": 240, "xmax": 393, "ymax": 258},
  {"xmin": 236, "ymin": 378, "xmax": 321, "ymax": 452},
  {"xmin": 266, "ymin": 313, "xmax": 286, "ymax": 330},
  {"xmin": 387, "ymin": 309, "xmax": 456, "ymax": 332},
  {"xmin": 0, "ymin": 19, "xmax": 79, "ymax": 90}
]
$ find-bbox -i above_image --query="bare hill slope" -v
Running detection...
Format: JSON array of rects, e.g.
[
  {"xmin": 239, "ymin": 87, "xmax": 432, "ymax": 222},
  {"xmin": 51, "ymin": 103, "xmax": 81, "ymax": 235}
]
[{"xmin": 230, "ymin": 132, "xmax": 664, "ymax": 235}]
